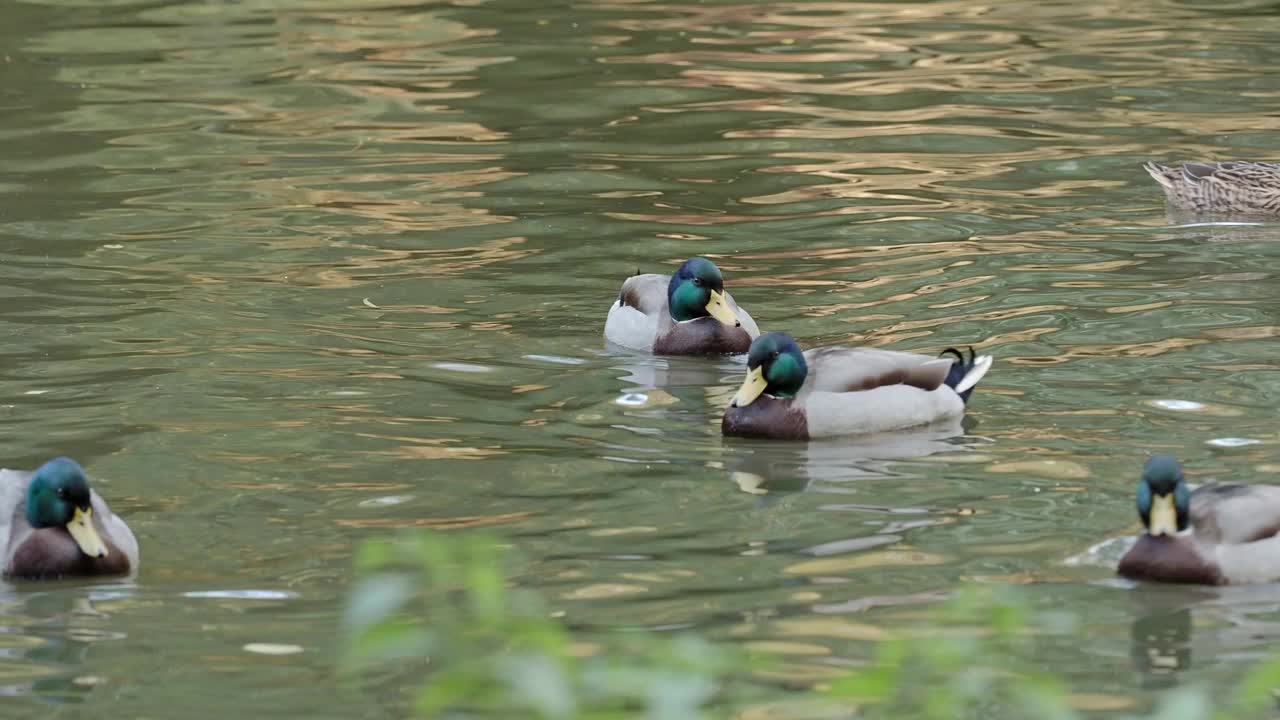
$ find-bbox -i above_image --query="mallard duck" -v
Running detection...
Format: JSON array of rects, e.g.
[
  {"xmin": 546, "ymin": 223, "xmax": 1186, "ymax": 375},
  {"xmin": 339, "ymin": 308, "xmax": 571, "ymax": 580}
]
[
  {"xmin": 722, "ymin": 332, "xmax": 993, "ymax": 440},
  {"xmin": 605, "ymin": 257, "xmax": 760, "ymax": 355},
  {"xmin": 1117, "ymin": 455, "xmax": 1280, "ymax": 585},
  {"xmin": 1144, "ymin": 161, "xmax": 1280, "ymax": 214},
  {"xmin": 1, "ymin": 457, "xmax": 137, "ymax": 580}
]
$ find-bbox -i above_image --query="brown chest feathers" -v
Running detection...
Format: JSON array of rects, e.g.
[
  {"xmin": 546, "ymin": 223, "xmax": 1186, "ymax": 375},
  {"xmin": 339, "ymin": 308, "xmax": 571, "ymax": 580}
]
[
  {"xmin": 722, "ymin": 396, "xmax": 809, "ymax": 440},
  {"xmin": 654, "ymin": 318, "xmax": 752, "ymax": 355},
  {"xmin": 6, "ymin": 526, "xmax": 132, "ymax": 580},
  {"xmin": 1117, "ymin": 535, "xmax": 1223, "ymax": 586}
]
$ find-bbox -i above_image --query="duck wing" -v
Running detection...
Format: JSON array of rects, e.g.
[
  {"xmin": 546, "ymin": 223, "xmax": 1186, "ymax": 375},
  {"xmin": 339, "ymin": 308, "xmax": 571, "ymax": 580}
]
[
  {"xmin": 1190, "ymin": 482, "xmax": 1280, "ymax": 544},
  {"xmin": 800, "ymin": 347, "xmax": 954, "ymax": 396},
  {"xmin": 0, "ymin": 469, "xmax": 31, "ymax": 571},
  {"xmin": 616, "ymin": 273, "xmax": 670, "ymax": 317}
]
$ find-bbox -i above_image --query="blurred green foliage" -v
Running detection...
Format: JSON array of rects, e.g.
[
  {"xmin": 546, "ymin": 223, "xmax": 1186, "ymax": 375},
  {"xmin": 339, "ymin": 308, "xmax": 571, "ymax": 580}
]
[
  {"xmin": 344, "ymin": 532, "xmax": 1280, "ymax": 720},
  {"xmin": 343, "ymin": 532, "xmax": 741, "ymax": 719}
]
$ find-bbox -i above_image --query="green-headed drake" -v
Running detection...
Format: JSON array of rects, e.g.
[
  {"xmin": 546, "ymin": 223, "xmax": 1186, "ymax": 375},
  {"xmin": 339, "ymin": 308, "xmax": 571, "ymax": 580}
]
[
  {"xmin": 1, "ymin": 457, "xmax": 137, "ymax": 580},
  {"xmin": 1144, "ymin": 161, "xmax": 1280, "ymax": 214},
  {"xmin": 605, "ymin": 257, "xmax": 760, "ymax": 355},
  {"xmin": 722, "ymin": 332, "xmax": 993, "ymax": 440},
  {"xmin": 1118, "ymin": 455, "xmax": 1280, "ymax": 585}
]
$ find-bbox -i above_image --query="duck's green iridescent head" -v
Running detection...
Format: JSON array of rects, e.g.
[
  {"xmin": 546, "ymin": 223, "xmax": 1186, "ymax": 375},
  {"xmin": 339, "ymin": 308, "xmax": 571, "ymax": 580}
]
[
  {"xmin": 731, "ymin": 332, "xmax": 808, "ymax": 407},
  {"xmin": 1136, "ymin": 454, "xmax": 1189, "ymax": 537},
  {"xmin": 26, "ymin": 457, "xmax": 109, "ymax": 558},
  {"xmin": 666, "ymin": 257, "xmax": 741, "ymax": 327}
]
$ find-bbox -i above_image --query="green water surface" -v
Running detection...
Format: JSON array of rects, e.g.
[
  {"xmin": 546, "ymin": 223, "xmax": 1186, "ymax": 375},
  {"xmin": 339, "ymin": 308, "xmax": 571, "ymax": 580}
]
[{"xmin": 4, "ymin": 0, "xmax": 1280, "ymax": 716}]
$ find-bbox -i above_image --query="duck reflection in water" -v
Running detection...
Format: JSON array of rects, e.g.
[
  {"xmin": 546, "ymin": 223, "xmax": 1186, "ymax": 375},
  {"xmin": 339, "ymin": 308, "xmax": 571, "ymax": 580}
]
[{"xmin": 723, "ymin": 416, "xmax": 989, "ymax": 501}]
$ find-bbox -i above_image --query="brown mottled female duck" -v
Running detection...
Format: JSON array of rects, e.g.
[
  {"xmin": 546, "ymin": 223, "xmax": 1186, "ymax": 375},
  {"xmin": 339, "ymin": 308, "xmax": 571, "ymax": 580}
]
[
  {"xmin": 1118, "ymin": 455, "xmax": 1280, "ymax": 585},
  {"xmin": 604, "ymin": 256, "xmax": 760, "ymax": 355},
  {"xmin": 721, "ymin": 332, "xmax": 993, "ymax": 440},
  {"xmin": 1, "ymin": 457, "xmax": 138, "ymax": 580},
  {"xmin": 1144, "ymin": 161, "xmax": 1280, "ymax": 214}
]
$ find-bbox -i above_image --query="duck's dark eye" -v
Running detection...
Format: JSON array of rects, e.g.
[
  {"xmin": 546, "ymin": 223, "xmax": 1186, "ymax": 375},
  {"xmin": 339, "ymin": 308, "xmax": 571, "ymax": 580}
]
[
  {"xmin": 693, "ymin": 277, "xmax": 703, "ymax": 286},
  {"xmin": 56, "ymin": 488, "xmax": 67, "ymax": 500},
  {"xmin": 772, "ymin": 351, "xmax": 780, "ymax": 359}
]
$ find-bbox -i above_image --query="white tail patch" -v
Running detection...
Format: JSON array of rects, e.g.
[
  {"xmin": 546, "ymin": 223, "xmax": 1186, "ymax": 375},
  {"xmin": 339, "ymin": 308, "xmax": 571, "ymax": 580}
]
[{"xmin": 953, "ymin": 354, "xmax": 993, "ymax": 395}]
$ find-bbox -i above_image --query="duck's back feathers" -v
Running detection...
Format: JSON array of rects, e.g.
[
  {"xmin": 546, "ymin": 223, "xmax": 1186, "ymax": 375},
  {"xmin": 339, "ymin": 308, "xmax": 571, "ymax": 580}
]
[
  {"xmin": 1144, "ymin": 161, "xmax": 1280, "ymax": 214},
  {"xmin": 798, "ymin": 347, "xmax": 954, "ymax": 397},
  {"xmin": 606, "ymin": 274, "xmax": 667, "ymax": 351},
  {"xmin": 797, "ymin": 347, "xmax": 986, "ymax": 437},
  {"xmin": 616, "ymin": 273, "xmax": 668, "ymax": 316},
  {"xmin": 803, "ymin": 385, "xmax": 966, "ymax": 438},
  {"xmin": 1188, "ymin": 483, "xmax": 1280, "ymax": 545}
]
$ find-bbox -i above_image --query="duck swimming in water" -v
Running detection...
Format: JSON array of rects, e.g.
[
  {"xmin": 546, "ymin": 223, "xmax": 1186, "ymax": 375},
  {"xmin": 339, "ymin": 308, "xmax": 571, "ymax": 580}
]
[
  {"xmin": 1144, "ymin": 161, "xmax": 1280, "ymax": 215},
  {"xmin": 1118, "ymin": 455, "xmax": 1280, "ymax": 585},
  {"xmin": 604, "ymin": 256, "xmax": 760, "ymax": 355},
  {"xmin": 722, "ymin": 332, "xmax": 992, "ymax": 440},
  {"xmin": 1, "ymin": 457, "xmax": 138, "ymax": 580}
]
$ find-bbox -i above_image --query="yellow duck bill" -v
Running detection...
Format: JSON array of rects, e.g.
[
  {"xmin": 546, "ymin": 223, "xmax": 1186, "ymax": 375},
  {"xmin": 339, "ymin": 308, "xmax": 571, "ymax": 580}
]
[
  {"xmin": 66, "ymin": 507, "xmax": 109, "ymax": 558},
  {"xmin": 705, "ymin": 290, "xmax": 741, "ymax": 328},
  {"xmin": 731, "ymin": 366, "xmax": 769, "ymax": 407},
  {"xmin": 1148, "ymin": 493, "xmax": 1179, "ymax": 536}
]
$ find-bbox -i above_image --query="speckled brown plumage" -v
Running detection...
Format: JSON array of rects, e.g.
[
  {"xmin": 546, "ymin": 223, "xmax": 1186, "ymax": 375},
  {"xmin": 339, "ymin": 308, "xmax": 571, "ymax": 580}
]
[{"xmin": 1144, "ymin": 161, "xmax": 1280, "ymax": 214}]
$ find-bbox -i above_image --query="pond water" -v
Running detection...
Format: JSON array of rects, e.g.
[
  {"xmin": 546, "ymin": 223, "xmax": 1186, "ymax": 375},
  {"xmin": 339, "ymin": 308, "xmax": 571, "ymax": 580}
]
[{"xmin": 5, "ymin": 0, "xmax": 1280, "ymax": 715}]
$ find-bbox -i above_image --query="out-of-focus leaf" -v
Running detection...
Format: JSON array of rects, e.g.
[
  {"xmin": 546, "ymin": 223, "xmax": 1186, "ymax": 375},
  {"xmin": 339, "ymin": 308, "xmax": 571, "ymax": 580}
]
[
  {"xmin": 343, "ymin": 573, "xmax": 416, "ymax": 635},
  {"xmin": 465, "ymin": 545, "xmax": 506, "ymax": 624},
  {"xmin": 1011, "ymin": 680, "xmax": 1078, "ymax": 720},
  {"xmin": 1150, "ymin": 685, "xmax": 1211, "ymax": 720},
  {"xmin": 1228, "ymin": 654, "xmax": 1280, "ymax": 716},
  {"xmin": 415, "ymin": 667, "xmax": 489, "ymax": 716},
  {"xmin": 345, "ymin": 618, "xmax": 431, "ymax": 668},
  {"xmin": 500, "ymin": 652, "xmax": 577, "ymax": 719},
  {"xmin": 826, "ymin": 666, "xmax": 897, "ymax": 703},
  {"xmin": 352, "ymin": 539, "xmax": 397, "ymax": 573},
  {"xmin": 645, "ymin": 670, "xmax": 714, "ymax": 720}
]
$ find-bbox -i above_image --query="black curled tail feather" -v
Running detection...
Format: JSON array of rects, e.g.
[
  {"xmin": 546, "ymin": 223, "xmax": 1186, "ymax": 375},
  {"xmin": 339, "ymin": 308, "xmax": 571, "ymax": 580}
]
[{"xmin": 940, "ymin": 346, "xmax": 977, "ymax": 403}]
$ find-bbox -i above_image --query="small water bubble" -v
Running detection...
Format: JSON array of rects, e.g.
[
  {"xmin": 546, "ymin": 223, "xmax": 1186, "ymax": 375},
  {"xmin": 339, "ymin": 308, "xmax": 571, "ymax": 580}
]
[
  {"xmin": 1207, "ymin": 437, "xmax": 1262, "ymax": 448},
  {"xmin": 184, "ymin": 590, "xmax": 298, "ymax": 600},
  {"xmin": 358, "ymin": 495, "xmax": 414, "ymax": 508},
  {"xmin": 524, "ymin": 354, "xmax": 586, "ymax": 365},
  {"xmin": 1150, "ymin": 399, "xmax": 1205, "ymax": 411},
  {"xmin": 616, "ymin": 392, "xmax": 647, "ymax": 406},
  {"xmin": 432, "ymin": 362, "xmax": 492, "ymax": 373},
  {"xmin": 243, "ymin": 643, "xmax": 303, "ymax": 656}
]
